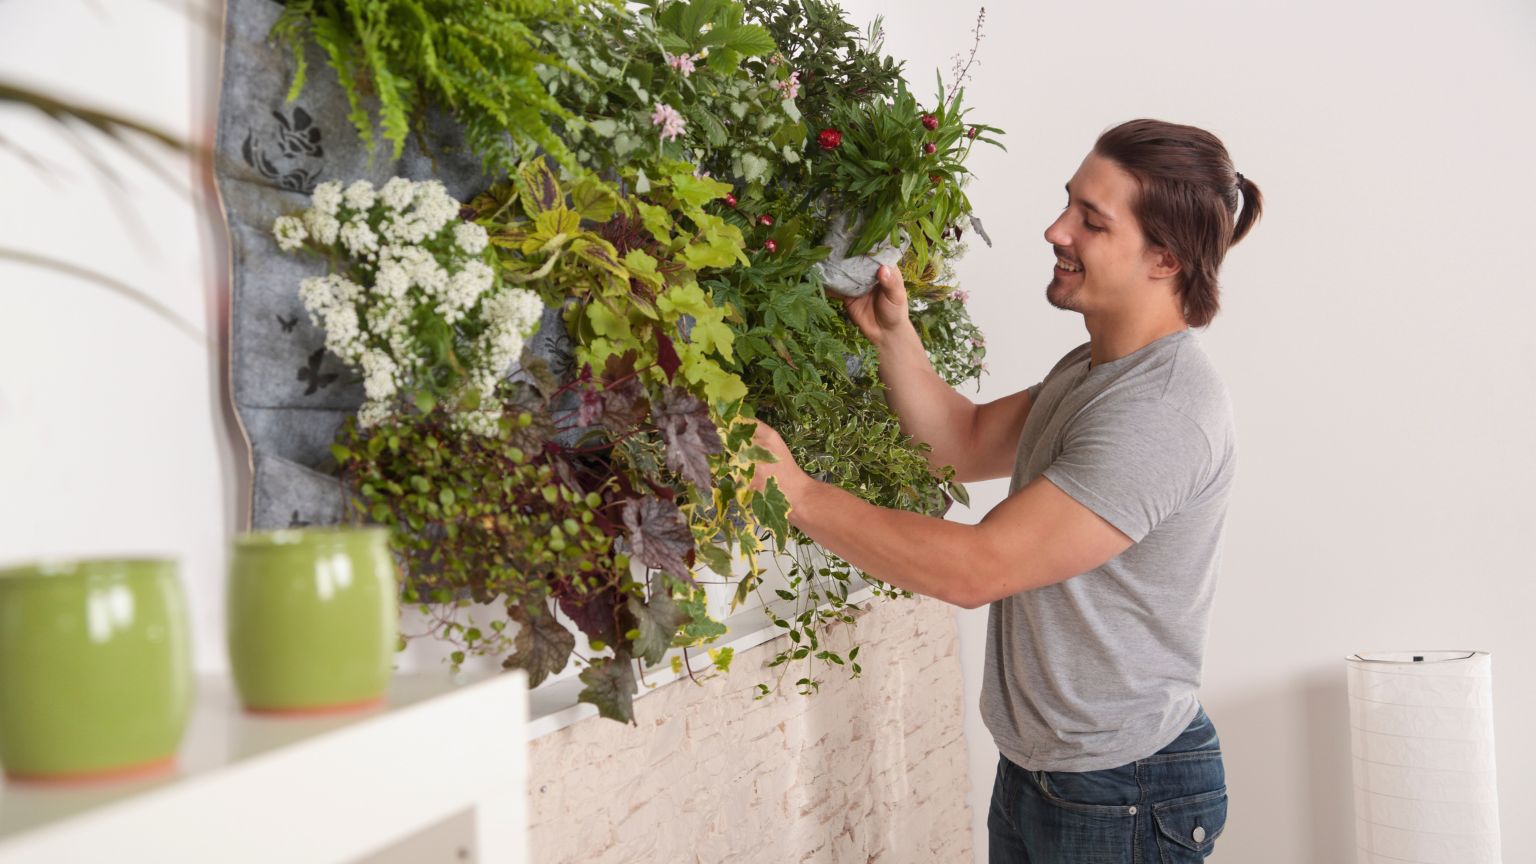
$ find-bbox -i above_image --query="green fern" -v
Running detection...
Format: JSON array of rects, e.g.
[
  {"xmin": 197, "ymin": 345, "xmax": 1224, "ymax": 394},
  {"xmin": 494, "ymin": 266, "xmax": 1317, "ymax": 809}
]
[{"xmin": 271, "ymin": 0, "xmax": 594, "ymax": 173}]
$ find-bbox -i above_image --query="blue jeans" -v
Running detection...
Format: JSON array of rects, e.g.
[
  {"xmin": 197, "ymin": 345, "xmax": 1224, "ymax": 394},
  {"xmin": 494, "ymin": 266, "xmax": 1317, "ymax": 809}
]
[{"xmin": 987, "ymin": 707, "xmax": 1228, "ymax": 863}]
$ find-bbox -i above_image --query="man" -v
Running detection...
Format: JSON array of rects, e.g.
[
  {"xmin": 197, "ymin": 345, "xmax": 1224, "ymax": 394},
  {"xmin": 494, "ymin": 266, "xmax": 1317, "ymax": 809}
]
[{"xmin": 749, "ymin": 119, "xmax": 1263, "ymax": 863}]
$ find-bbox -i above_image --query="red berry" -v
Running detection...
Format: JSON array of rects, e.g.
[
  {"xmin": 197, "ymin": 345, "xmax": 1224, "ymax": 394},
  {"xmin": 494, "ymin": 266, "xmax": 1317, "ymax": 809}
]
[
  {"xmin": 921, "ymin": 113, "xmax": 938, "ymax": 131},
  {"xmin": 967, "ymin": 126, "xmax": 978, "ymax": 139},
  {"xmin": 930, "ymin": 174, "xmax": 943, "ymax": 185},
  {"xmin": 759, "ymin": 214, "xmax": 775, "ymax": 227},
  {"xmin": 817, "ymin": 128, "xmax": 843, "ymax": 150},
  {"xmin": 723, "ymin": 193, "xmax": 738, "ymax": 207},
  {"xmin": 763, "ymin": 239, "xmax": 778, "ymax": 253},
  {"xmin": 923, "ymin": 142, "xmax": 937, "ymax": 155}
]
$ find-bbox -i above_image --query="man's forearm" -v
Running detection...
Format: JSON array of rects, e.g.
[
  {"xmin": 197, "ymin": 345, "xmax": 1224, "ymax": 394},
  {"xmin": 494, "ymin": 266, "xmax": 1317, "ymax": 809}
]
[
  {"xmin": 874, "ymin": 322, "xmax": 979, "ymax": 472},
  {"xmin": 779, "ymin": 472, "xmax": 991, "ymax": 609}
]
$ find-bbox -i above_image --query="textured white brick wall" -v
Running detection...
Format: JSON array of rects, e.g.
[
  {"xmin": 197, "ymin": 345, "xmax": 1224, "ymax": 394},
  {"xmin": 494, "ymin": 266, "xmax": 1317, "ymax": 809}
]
[{"xmin": 528, "ymin": 595, "xmax": 973, "ymax": 863}]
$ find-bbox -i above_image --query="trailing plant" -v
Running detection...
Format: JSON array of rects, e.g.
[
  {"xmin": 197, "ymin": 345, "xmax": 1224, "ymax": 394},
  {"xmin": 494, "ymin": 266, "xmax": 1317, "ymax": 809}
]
[{"xmin": 331, "ymin": 359, "xmax": 781, "ymax": 722}]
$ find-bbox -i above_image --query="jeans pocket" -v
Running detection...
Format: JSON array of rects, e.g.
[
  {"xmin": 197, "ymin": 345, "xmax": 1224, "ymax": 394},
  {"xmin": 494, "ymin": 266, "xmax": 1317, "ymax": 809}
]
[
  {"xmin": 1034, "ymin": 765, "xmax": 1139, "ymax": 816},
  {"xmin": 1152, "ymin": 789, "xmax": 1228, "ymax": 862}
]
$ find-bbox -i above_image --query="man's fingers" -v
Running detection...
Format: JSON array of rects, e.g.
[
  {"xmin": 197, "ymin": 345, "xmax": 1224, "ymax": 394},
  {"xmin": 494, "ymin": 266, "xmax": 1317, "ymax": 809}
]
[{"xmin": 876, "ymin": 264, "xmax": 905, "ymax": 302}]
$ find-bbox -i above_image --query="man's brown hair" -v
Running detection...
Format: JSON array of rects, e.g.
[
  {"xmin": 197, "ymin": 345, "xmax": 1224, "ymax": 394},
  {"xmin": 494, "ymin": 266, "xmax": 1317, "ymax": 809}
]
[{"xmin": 1094, "ymin": 119, "xmax": 1264, "ymax": 327}]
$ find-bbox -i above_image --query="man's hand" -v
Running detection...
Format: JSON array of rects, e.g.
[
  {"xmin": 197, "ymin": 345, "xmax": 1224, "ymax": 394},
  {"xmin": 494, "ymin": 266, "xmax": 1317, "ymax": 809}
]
[
  {"xmin": 840, "ymin": 264, "xmax": 913, "ymax": 348},
  {"xmin": 748, "ymin": 419, "xmax": 810, "ymax": 497}
]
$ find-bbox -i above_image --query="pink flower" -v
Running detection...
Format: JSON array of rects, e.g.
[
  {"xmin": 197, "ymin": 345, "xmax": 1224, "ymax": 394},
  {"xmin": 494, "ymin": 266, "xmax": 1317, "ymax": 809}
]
[
  {"xmin": 968, "ymin": 335, "xmax": 985, "ymax": 348},
  {"xmin": 651, "ymin": 103, "xmax": 686, "ymax": 141},
  {"xmin": 951, "ymin": 289, "xmax": 969, "ymax": 304},
  {"xmin": 773, "ymin": 71, "xmax": 801, "ymax": 100},
  {"xmin": 665, "ymin": 53, "xmax": 697, "ymax": 78}
]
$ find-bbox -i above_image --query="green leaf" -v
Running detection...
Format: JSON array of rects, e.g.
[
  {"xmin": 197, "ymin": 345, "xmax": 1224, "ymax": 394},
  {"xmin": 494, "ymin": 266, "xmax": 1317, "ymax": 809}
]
[
  {"xmin": 711, "ymin": 646, "xmax": 733, "ymax": 672},
  {"xmin": 670, "ymin": 173, "xmax": 734, "ymax": 208},
  {"xmin": 697, "ymin": 542, "xmax": 733, "ymax": 576},
  {"xmin": 627, "ymin": 576, "xmax": 689, "ymax": 666},
  {"xmin": 635, "ymin": 201, "xmax": 672, "ymax": 242},
  {"xmin": 751, "ymin": 477, "xmax": 792, "ymax": 546},
  {"xmin": 578, "ymin": 655, "xmax": 638, "ymax": 724},
  {"xmin": 569, "ymin": 176, "xmax": 620, "ymax": 222},
  {"xmin": 675, "ymin": 591, "xmax": 727, "ymax": 643}
]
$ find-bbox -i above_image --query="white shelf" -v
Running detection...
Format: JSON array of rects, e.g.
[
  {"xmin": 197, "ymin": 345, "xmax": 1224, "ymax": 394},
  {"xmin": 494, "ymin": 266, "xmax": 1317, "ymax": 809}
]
[{"xmin": 0, "ymin": 671, "xmax": 528, "ymax": 864}]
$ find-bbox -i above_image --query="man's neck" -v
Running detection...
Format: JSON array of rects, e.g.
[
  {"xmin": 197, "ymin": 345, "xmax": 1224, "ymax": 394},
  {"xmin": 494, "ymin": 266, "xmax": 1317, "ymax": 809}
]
[{"xmin": 1083, "ymin": 310, "xmax": 1189, "ymax": 368}]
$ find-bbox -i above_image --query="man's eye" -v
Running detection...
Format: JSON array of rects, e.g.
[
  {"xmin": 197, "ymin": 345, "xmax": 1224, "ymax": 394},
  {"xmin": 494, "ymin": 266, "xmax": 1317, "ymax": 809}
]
[{"xmin": 1085, "ymin": 222, "xmax": 1104, "ymax": 232}]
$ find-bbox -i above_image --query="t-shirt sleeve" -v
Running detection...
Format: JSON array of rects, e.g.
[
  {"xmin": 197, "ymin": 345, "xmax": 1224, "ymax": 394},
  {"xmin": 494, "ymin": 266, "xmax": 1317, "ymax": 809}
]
[{"xmin": 1040, "ymin": 399, "xmax": 1212, "ymax": 543}]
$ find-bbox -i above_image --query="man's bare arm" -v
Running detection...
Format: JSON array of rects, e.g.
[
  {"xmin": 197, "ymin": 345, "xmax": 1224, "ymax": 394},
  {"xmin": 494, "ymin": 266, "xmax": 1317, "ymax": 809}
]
[
  {"xmin": 773, "ymin": 468, "xmax": 1132, "ymax": 608},
  {"xmin": 846, "ymin": 266, "xmax": 1032, "ymax": 482}
]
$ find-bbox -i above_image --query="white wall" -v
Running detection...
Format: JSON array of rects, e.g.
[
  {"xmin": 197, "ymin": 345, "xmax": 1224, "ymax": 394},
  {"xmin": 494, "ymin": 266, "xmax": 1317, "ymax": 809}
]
[
  {"xmin": 835, "ymin": 1, "xmax": 1536, "ymax": 862},
  {"xmin": 0, "ymin": 1, "xmax": 240, "ymax": 672},
  {"xmin": 4, "ymin": 1, "xmax": 1534, "ymax": 862}
]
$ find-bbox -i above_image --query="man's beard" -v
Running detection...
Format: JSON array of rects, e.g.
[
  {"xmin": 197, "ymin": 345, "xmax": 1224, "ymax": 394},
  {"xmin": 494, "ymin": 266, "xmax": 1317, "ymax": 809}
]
[{"xmin": 1045, "ymin": 274, "xmax": 1082, "ymax": 312}]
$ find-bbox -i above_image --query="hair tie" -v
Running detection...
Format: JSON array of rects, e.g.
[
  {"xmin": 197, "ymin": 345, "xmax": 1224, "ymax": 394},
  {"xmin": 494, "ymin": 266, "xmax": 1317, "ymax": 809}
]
[{"xmin": 1234, "ymin": 171, "xmax": 1245, "ymax": 186}]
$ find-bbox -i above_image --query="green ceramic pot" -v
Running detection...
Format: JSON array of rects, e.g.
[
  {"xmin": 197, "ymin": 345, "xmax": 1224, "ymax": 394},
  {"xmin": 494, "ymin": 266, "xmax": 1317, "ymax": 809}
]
[
  {"xmin": 0, "ymin": 558, "xmax": 193, "ymax": 782},
  {"xmin": 228, "ymin": 527, "xmax": 398, "ymax": 713}
]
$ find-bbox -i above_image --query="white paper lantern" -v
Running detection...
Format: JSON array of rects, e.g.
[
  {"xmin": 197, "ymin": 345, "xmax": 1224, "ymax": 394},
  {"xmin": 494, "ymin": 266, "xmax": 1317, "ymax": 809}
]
[{"xmin": 1347, "ymin": 651, "xmax": 1502, "ymax": 864}]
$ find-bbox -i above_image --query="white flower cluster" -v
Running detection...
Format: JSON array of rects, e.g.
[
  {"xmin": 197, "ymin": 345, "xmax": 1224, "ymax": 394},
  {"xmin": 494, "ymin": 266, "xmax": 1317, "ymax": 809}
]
[{"xmin": 274, "ymin": 178, "xmax": 541, "ymax": 433}]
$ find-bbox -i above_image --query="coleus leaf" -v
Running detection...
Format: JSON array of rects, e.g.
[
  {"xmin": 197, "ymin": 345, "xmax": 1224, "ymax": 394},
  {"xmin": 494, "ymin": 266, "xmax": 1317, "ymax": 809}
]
[
  {"xmin": 655, "ymin": 328, "xmax": 681, "ymax": 382},
  {"xmin": 504, "ymin": 604, "xmax": 575, "ymax": 688},
  {"xmin": 654, "ymin": 386, "xmax": 723, "ymax": 491},
  {"xmin": 516, "ymin": 158, "xmax": 561, "ymax": 218},
  {"xmin": 622, "ymin": 495, "xmax": 696, "ymax": 583},
  {"xmin": 578, "ymin": 654, "xmax": 638, "ymax": 724}
]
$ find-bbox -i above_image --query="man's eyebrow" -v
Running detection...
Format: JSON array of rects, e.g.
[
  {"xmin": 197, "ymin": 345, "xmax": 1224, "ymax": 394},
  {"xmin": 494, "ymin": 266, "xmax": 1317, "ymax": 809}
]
[{"xmin": 1065, "ymin": 183, "xmax": 1114, "ymax": 221}]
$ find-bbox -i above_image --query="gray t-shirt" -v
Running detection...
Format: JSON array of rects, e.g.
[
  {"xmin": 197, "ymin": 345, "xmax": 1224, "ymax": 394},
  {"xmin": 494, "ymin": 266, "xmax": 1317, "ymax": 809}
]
[{"xmin": 981, "ymin": 328, "xmax": 1236, "ymax": 772}]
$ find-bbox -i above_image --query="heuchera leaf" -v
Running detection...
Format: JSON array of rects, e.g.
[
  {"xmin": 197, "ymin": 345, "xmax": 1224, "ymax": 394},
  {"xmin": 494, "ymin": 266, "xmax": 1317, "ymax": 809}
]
[
  {"xmin": 654, "ymin": 386, "xmax": 723, "ymax": 491},
  {"xmin": 505, "ymin": 605, "xmax": 575, "ymax": 688},
  {"xmin": 558, "ymin": 586, "xmax": 621, "ymax": 646},
  {"xmin": 577, "ymin": 386, "xmax": 606, "ymax": 428},
  {"xmin": 626, "ymin": 574, "xmax": 689, "ymax": 666},
  {"xmin": 600, "ymin": 376, "xmax": 651, "ymax": 434},
  {"xmin": 622, "ymin": 495, "xmax": 696, "ymax": 583},
  {"xmin": 578, "ymin": 654, "xmax": 638, "ymax": 724}
]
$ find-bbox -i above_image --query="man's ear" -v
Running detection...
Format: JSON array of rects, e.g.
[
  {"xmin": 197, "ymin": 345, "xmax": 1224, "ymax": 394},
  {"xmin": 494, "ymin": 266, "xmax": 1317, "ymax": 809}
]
[{"xmin": 1147, "ymin": 246, "xmax": 1182, "ymax": 281}]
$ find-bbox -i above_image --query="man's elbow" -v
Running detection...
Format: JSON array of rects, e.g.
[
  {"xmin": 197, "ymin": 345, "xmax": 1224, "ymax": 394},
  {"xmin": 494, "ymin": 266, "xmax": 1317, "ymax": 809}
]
[{"xmin": 940, "ymin": 564, "xmax": 999, "ymax": 610}]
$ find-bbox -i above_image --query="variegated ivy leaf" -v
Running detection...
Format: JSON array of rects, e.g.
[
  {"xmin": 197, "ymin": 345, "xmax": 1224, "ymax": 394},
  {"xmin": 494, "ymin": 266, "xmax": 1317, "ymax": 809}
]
[
  {"xmin": 622, "ymin": 495, "xmax": 695, "ymax": 583},
  {"xmin": 655, "ymin": 386, "xmax": 723, "ymax": 491}
]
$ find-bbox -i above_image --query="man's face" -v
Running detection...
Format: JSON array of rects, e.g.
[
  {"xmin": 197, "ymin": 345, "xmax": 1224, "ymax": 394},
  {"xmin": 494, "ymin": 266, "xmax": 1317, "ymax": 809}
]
[{"xmin": 1043, "ymin": 152, "xmax": 1167, "ymax": 316}]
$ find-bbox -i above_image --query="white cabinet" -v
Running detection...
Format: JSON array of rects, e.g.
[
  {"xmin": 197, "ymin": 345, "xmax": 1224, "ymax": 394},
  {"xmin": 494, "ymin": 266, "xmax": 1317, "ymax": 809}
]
[{"xmin": 0, "ymin": 672, "xmax": 527, "ymax": 863}]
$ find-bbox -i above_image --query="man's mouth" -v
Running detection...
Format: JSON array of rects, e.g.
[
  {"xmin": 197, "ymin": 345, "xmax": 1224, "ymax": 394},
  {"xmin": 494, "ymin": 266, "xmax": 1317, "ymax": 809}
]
[{"xmin": 1055, "ymin": 256, "xmax": 1083, "ymax": 274}]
